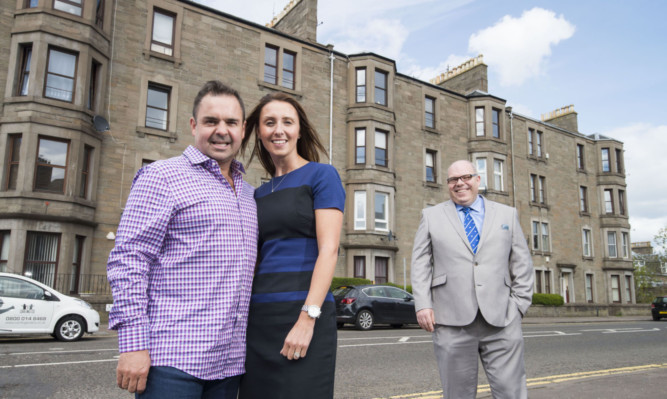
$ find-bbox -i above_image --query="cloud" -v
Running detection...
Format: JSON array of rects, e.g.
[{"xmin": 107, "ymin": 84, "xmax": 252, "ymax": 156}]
[
  {"xmin": 468, "ymin": 7, "xmax": 575, "ymax": 86},
  {"xmin": 327, "ymin": 19, "xmax": 409, "ymax": 60},
  {"xmin": 603, "ymin": 123, "xmax": 667, "ymax": 243}
]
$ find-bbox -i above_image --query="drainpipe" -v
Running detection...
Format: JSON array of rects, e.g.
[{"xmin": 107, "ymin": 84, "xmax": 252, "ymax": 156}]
[
  {"xmin": 506, "ymin": 107, "xmax": 516, "ymax": 207},
  {"xmin": 328, "ymin": 50, "xmax": 335, "ymax": 164}
]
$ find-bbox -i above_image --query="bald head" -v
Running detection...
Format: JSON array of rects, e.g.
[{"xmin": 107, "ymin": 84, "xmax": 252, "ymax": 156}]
[{"xmin": 447, "ymin": 159, "xmax": 480, "ymax": 206}]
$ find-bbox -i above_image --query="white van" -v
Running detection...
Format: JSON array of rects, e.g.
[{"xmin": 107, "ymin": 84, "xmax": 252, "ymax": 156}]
[{"xmin": 0, "ymin": 272, "xmax": 100, "ymax": 341}]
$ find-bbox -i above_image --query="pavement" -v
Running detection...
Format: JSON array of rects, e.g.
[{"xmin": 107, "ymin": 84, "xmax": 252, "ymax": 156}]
[{"xmin": 97, "ymin": 316, "xmax": 665, "ymax": 398}]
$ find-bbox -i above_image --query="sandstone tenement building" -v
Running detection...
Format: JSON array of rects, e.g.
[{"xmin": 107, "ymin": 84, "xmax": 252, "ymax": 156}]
[{"xmin": 0, "ymin": 0, "xmax": 634, "ymax": 305}]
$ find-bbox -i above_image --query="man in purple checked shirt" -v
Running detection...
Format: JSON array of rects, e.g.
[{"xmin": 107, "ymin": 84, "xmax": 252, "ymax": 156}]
[{"xmin": 107, "ymin": 81, "xmax": 258, "ymax": 398}]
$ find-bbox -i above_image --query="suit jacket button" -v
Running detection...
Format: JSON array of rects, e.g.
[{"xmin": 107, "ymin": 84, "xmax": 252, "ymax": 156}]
[{"xmin": 474, "ymin": 262, "xmax": 479, "ymax": 266}]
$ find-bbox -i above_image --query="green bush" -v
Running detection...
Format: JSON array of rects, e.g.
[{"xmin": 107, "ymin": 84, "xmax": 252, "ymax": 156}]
[
  {"xmin": 330, "ymin": 277, "xmax": 372, "ymax": 291},
  {"xmin": 532, "ymin": 293, "xmax": 564, "ymax": 306},
  {"xmin": 385, "ymin": 282, "xmax": 413, "ymax": 294}
]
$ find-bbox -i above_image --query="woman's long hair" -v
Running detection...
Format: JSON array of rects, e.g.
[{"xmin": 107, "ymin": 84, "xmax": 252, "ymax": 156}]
[{"xmin": 243, "ymin": 92, "xmax": 327, "ymax": 176}]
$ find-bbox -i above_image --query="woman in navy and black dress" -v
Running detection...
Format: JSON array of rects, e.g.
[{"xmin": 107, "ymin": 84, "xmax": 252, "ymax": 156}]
[{"xmin": 238, "ymin": 92, "xmax": 344, "ymax": 399}]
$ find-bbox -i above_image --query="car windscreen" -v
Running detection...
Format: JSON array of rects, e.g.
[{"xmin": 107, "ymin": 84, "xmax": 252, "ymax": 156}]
[{"xmin": 332, "ymin": 286, "xmax": 353, "ymax": 297}]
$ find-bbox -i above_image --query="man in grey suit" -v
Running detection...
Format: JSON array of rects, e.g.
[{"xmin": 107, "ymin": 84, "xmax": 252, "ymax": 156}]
[{"xmin": 411, "ymin": 160, "xmax": 534, "ymax": 399}]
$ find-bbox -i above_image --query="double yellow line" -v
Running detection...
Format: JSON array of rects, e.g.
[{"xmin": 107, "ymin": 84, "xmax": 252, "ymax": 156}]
[{"xmin": 380, "ymin": 363, "xmax": 667, "ymax": 399}]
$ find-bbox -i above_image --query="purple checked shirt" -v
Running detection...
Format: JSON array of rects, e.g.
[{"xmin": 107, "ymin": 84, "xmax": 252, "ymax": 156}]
[{"xmin": 107, "ymin": 146, "xmax": 258, "ymax": 380}]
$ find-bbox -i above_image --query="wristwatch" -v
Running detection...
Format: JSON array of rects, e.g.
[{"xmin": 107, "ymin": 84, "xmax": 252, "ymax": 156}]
[{"xmin": 301, "ymin": 304, "xmax": 321, "ymax": 319}]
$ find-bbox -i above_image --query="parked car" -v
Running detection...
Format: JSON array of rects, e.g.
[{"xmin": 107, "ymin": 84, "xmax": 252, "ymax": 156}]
[
  {"xmin": 333, "ymin": 284, "xmax": 418, "ymax": 330},
  {"xmin": 0, "ymin": 272, "xmax": 100, "ymax": 341},
  {"xmin": 651, "ymin": 296, "xmax": 667, "ymax": 321}
]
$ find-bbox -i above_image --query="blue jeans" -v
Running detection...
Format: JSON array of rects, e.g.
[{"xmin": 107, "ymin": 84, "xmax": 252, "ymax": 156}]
[{"xmin": 137, "ymin": 366, "xmax": 241, "ymax": 399}]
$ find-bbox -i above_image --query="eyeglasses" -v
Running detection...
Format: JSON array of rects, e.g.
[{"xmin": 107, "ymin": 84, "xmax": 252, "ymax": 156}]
[{"xmin": 446, "ymin": 174, "xmax": 477, "ymax": 185}]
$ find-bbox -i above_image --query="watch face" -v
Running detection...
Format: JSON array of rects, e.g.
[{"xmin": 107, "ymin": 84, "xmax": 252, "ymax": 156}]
[{"xmin": 307, "ymin": 306, "xmax": 321, "ymax": 318}]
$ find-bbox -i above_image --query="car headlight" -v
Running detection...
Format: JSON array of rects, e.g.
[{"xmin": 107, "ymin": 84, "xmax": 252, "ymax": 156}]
[{"xmin": 74, "ymin": 298, "xmax": 93, "ymax": 309}]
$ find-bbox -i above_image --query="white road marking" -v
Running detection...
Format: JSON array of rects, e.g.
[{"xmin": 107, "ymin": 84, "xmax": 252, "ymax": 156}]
[
  {"xmin": 1, "ymin": 358, "xmax": 118, "ymax": 368},
  {"xmin": 580, "ymin": 327, "xmax": 660, "ymax": 333},
  {"xmin": 2, "ymin": 348, "xmax": 118, "ymax": 356}
]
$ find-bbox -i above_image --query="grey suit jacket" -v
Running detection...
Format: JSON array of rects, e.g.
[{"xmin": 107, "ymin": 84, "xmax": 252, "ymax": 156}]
[{"xmin": 411, "ymin": 197, "xmax": 534, "ymax": 328}]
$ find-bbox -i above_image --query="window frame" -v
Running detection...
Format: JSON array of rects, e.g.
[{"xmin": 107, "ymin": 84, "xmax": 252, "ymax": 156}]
[
  {"xmin": 491, "ymin": 108, "xmax": 500, "ymax": 138},
  {"xmin": 579, "ymin": 186, "xmax": 589, "ymax": 213},
  {"xmin": 528, "ymin": 128, "xmax": 534, "ymax": 155},
  {"xmin": 44, "ymin": 47, "xmax": 78, "ymax": 103},
  {"xmin": 493, "ymin": 159, "xmax": 503, "ymax": 191},
  {"xmin": 354, "ymin": 191, "xmax": 367, "ymax": 230},
  {"xmin": 355, "ymin": 67, "xmax": 366, "ymax": 103},
  {"xmin": 24, "ymin": 231, "xmax": 62, "ymax": 288},
  {"xmin": 0, "ymin": 231, "xmax": 9, "ymax": 273},
  {"xmin": 145, "ymin": 83, "xmax": 171, "ymax": 131},
  {"xmin": 25, "ymin": 0, "xmax": 39, "ymax": 8},
  {"xmin": 150, "ymin": 8, "xmax": 176, "ymax": 57},
  {"xmin": 541, "ymin": 222, "xmax": 550, "ymax": 252},
  {"xmin": 281, "ymin": 50, "xmax": 296, "ymax": 90},
  {"xmin": 17, "ymin": 45, "xmax": 32, "ymax": 96},
  {"xmin": 425, "ymin": 96, "xmax": 435, "ymax": 129},
  {"xmin": 582, "ymin": 228, "xmax": 592, "ymax": 257},
  {"xmin": 576, "ymin": 144, "xmax": 585, "ymax": 170},
  {"xmin": 601, "ymin": 148, "xmax": 610, "ymax": 172},
  {"xmin": 622, "ymin": 232, "xmax": 629, "ymax": 258},
  {"xmin": 374, "ymin": 129, "xmax": 388, "ymax": 167},
  {"xmin": 476, "ymin": 158, "xmax": 487, "ymax": 189},
  {"xmin": 611, "ymin": 275, "xmax": 621, "ymax": 303},
  {"xmin": 585, "ymin": 274, "xmax": 594, "ymax": 303},
  {"xmin": 34, "ymin": 136, "xmax": 70, "ymax": 194},
  {"xmin": 615, "ymin": 148, "xmax": 623, "ymax": 173},
  {"xmin": 5, "ymin": 134, "xmax": 22, "ymax": 191},
  {"xmin": 374, "ymin": 69, "xmax": 388, "ymax": 106},
  {"xmin": 604, "ymin": 189, "xmax": 614, "ymax": 214},
  {"xmin": 79, "ymin": 145, "xmax": 93, "ymax": 198},
  {"xmin": 618, "ymin": 189, "xmax": 626, "ymax": 216},
  {"xmin": 425, "ymin": 150, "xmax": 436, "ymax": 183},
  {"xmin": 355, "ymin": 128, "xmax": 366, "ymax": 165},
  {"xmin": 353, "ymin": 256, "xmax": 366, "ymax": 278},
  {"xmin": 53, "ymin": 0, "xmax": 83, "ymax": 16},
  {"xmin": 95, "ymin": 0, "xmax": 105, "ymax": 29},
  {"xmin": 536, "ymin": 131, "xmax": 543, "ymax": 157},
  {"xmin": 374, "ymin": 256, "xmax": 388, "ymax": 284},
  {"xmin": 475, "ymin": 107, "xmax": 485, "ymax": 136},
  {"xmin": 530, "ymin": 174, "xmax": 537, "ymax": 202},
  {"xmin": 374, "ymin": 192, "xmax": 389, "ymax": 232},
  {"xmin": 607, "ymin": 231, "xmax": 617, "ymax": 258},
  {"xmin": 625, "ymin": 275, "xmax": 632, "ymax": 303},
  {"xmin": 87, "ymin": 59, "xmax": 101, "ymax": 111}
]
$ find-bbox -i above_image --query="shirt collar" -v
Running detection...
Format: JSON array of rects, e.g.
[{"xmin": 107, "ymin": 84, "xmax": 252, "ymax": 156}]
[
  {"xmin": 183, "ymin": 145, "xmax": 246, "ymax": 175},
  {"xmin": 455, "ymin": 195, "xmax": 483, "ymax": 213}
]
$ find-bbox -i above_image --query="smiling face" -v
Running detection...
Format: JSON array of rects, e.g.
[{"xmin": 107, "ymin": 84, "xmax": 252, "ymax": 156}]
[
  {"xmin": 190, "ymin": 94, "xmax": 245, "ymax": 173},
  {"xmin": 447, "ymin": 160, "xmax": 480, "ymax": 206},
  {"xmin": 257, "ymin": 100, "xmax": 301, "ymax": 164}
]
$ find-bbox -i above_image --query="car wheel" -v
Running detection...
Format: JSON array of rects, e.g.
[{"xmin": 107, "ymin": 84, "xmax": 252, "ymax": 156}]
[
  {"xmin": 391, "ymin": 324, "xmax": 403, "ymax": 328},
  {"xmin": 337, "ymin": 323, "xmax": 344, "ymax": 329},
  {"xmin": 355, "ymin": 310, "xmax": 374, "ymax": 330},
  {"xmin": 54, "ymin": 315, "xmax": 85, "ymax": 342},
  {"xmin": 652, "ymin": 314, "xmax": 660, "ymax": 321}
]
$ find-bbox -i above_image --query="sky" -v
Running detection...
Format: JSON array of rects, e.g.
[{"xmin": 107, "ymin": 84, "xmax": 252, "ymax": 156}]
[{"xmin": 195, "ymin": 0, "xmax": 667, "ymax": 248}]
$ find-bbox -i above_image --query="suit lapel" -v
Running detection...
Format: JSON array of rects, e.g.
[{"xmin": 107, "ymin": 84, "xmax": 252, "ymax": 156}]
[
  {"xmin": 443, "ymin": 200, "xmax": 474, "ymax": 254},
  {"xmin": 478, "ymin": 197, "xmax": 496, "ymax": 254}
]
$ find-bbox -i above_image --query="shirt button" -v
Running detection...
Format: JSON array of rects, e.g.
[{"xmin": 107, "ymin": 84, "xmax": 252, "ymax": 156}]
[{"xmin": 474, "ymin": 262, "xmax": 479, "ymax": 266}]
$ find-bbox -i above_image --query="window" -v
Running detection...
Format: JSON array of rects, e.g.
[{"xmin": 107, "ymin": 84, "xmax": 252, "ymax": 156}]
[
  {"xmin": 530, "ymin": 174, "xmax": 537, "ymax": 202},
  {"xmin": 375, "ymin": 192, "xmax": 388, "ymax": 231},
  {"xmin": 536, "ymin": 131, "xmax": 543, "ymax": 157},
  {"xmin": 535, "ymin": 271, "xmax": 542, "ymax": 293},
  {"xmin": 625, "ymin": 275, "xmax": 632, "ymax": 303},
  {"xmin": 355, "ymin": 68, "xmax": 366, "ymax": 102},
  {"xmin": 611, "ymin": 275, "xmax": 620, "ymax": 303},
  {"xmin": 607, "ymin": 231, "xmax": 617, "ymax": 258},
  {"xmin": 354, "ymin": 191, "xmax": 366, "ymax": 230},
  {"xmin": 544, "ymin": 270, "xmax": 552, "ymax": 293},
  {"xmin": 475, "ymin": 107, "xmax": 484, "ymax": 136},
  {"xmin": 425, "ymin": 150, "xmax": 436, "ymax": 183},
  {"xmin": 493, "ymin": 159, "xmax": 503, "ymax": 191},
  {"xmin": 87, "ymin": 60, "xmax": 100, "ymax": 111},
  {"xmin": 374, "ymin": 70, "xmax": 387, "ymax": 106},
  {"xmin": 18, "ymin": 45, "xmax": 32, "ymax": 96},
  {"xmin": 282, "ymin": 50, "xmax": 296, "ymax": 89},
  {"xmin": 615, "ymin": 148, "xmax": 623, "ymax": 173},
  {"xmin": 425, "ymin": 96, "xmax": 435, "ymax": 129},
  {"xmin": 532, "ymin": 221, "xmax": 549, "ymax": 251},
  {"xmin": 264, "ymin": 45, "xmax": 278, "ymax": 84},
  {"xmin": 528, "ymin": 129, "xmax": 534, "ymax": 155},
  {"xmin": 0, "ymin": 231, "xmax": 9, "ymax": 272},
  {"xmin": 622, "ymin": 232, "xmax": 629, "ymax": 258},
  {"xmin": 24, "ymin": 232, "xmax": 61, "ymax": 288},
  {"xmin": 585, "ymin": 274, "xmax": 594, "ymax": 303},
  {"xmin": 355, "ymin": 128, "xmax": 365, "ymax": 164},
  {"xmin": 80, "ymin": 145, "xmax": 93, "ymax": 198},
  {"xmin": 618, "ymin": 190, "xmax": 626, "ymax": 215},
  {"xmin": 541, "ymin": 223, "xmax": 550, "ymax": 252},
  {"xmin": 492, "ymin": 108, "xmax": 500, "ymax": 138},
  {"xmin": 25, "ymin": 0, "xmax": 39, "ymax": 7},
  {"xmin": 34, "ymin": 137, "xmax": 69, "ymax": 193},
  {"xmin": 375, "ymin": 257, "xmax": 388, "ymax": 284},
  {"xmin": 5, "ymin": 135, "xmax": 21, "ymax": 190},
  {"xmin": 375, "ymin": 130, "xmax": 387, "ymax": 167},
  {"xmin": 582, "ymin": 228, "xmax": 592, "ymax": 257},
  {"xmin": 354, "ymin": 256, "xmax": 365, "ymax": 278},
  {"xmin": 579, "ymin": 186, "xmax": 588, "ymax": 212},
  {"xmin": 45, "ymin": 48, "xmax": 77, "ymax": 102},
  {"xmin": 601, "ymin": 148, "xmax": 610, "ymax": 172},
  {"xmin": 476, "ymin": 158, "xmax": 487, "ymax": 188},
  {"xmin": 604, "ymin": 189, "xmax": 614, "ymax": 214},
  {"xmin": 54, "ymin": 0, "xmax": 82, "ymax": 16},
  {"xmin": 151, "ymin": 9, "xmax": 175, "ymax": 56},
  {"xmin": 95, "ymin": 0, "xmax": 105, "ymax": 28},
  {"xmin": 538, "ymin": 176, "xmax": 545, "ymax": 204},
  {"xmin": 146, "ymin": 83, "xmax": 170, "ymax": 130},
  {"xmin": 576, "ymin": 144, "xmax": 585, "ymax": 169},
  {"xmin": 70, "ymin": 236, "xmax": 84, "ymax": 294}
]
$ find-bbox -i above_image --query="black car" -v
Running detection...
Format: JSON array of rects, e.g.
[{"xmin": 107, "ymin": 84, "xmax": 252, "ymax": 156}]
[
  {"xmin": 651, "ymin": 296, "xmax": 667, "ymax": 321},
  {"xmin": 332, "ymin": 285, "xmax": 418, "ymax": 330}
]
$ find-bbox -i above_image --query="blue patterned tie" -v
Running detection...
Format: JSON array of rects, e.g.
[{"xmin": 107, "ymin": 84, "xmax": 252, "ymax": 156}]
[{"xmin": 462, "ymin": 207, "xmax": 480, "ymax": 254}]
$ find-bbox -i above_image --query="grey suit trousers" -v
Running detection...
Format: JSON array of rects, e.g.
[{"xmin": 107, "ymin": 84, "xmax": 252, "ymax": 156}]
[{"xmin": 433, "ymin": 311, "xmax": 527, "ymax": 399}]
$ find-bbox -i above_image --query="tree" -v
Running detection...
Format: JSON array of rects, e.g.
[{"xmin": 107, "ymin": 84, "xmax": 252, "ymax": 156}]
[{"xmin": 634, "ymin": 227, "xmax": 667, "ymax": 303}]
